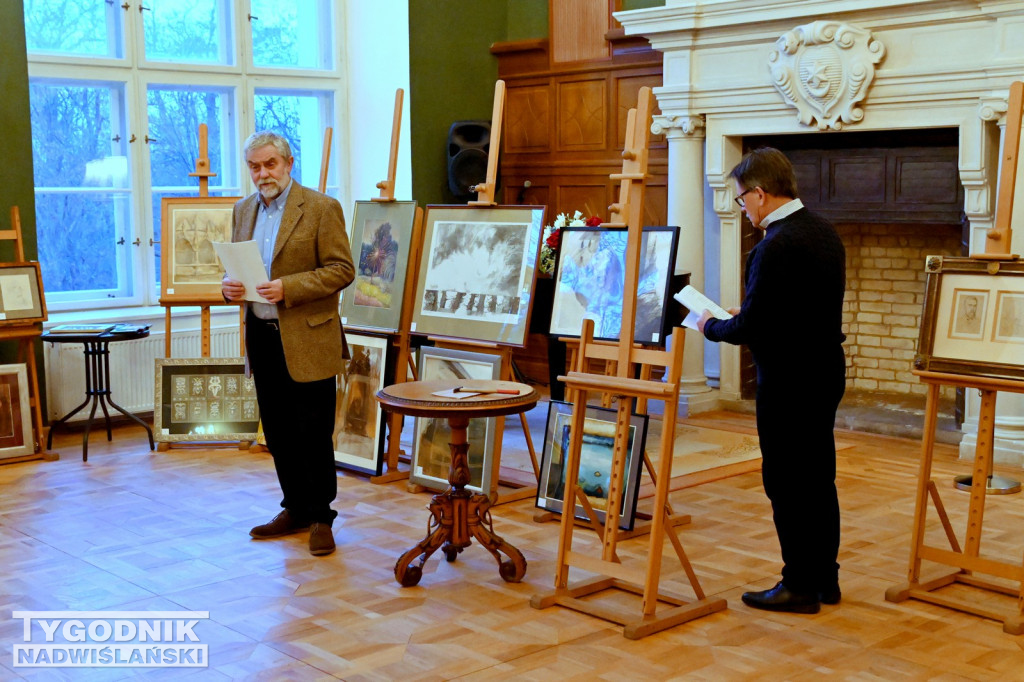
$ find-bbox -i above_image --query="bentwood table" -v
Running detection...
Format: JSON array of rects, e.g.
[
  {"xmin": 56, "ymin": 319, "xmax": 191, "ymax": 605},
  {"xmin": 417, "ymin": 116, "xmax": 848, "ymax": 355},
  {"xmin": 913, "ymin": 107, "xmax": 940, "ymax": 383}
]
[
  {"xmin": 375, "ymin": 379, "xmax": 539, "ymax": 587},
  {"xmin": 42, "ymin": 327, "xmax": 156, "ymax": 461}
]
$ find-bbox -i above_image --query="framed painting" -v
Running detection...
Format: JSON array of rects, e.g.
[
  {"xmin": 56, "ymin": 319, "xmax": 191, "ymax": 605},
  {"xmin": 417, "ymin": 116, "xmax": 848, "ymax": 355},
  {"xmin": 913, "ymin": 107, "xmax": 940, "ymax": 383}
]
[
  {"xmin": 409, "ymin": 346, "xmax": 502, "ymax": 494},
  {"xmin": 536, "ymin": 400, "xmax": 648, "ymax": 531},
  {"xmin": 549, "ymin": 226, "xmax": 679, "ymax": 345},
  {"xmin": 915, "ymin": 256, "xmax": 1024, "ymax": 379},
  {"xmin": 410, "ymin": 205, "xmax": 545, "ymax": 347},
  {"xmin": 333, "ymin": 332, "xmax": 390, "ymax": 475},
  {"xmin": 160, "ymin": 196, "xmax": 239, "ymax": 302},
  {"xmin": 0, "ymin": 364, "xmax": 34, "ymax": 459},
  {"xmin": 340, "ymin": 200, "xmax": 418, "ymax": 332},
  {"xmin": 0, "ymin": 262, "xmax": 46, "ymax": 325},
  {"xmin": 154, "ymin": 358, "xmax": 259, "ymax": 442}
]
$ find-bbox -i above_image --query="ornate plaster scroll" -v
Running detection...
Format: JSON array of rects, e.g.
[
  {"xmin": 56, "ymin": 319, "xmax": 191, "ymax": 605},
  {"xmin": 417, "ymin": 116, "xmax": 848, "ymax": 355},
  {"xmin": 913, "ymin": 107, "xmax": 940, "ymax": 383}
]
[{"xmin": 769, "ymin": 21, "xmax": 885, "ymax": 131}]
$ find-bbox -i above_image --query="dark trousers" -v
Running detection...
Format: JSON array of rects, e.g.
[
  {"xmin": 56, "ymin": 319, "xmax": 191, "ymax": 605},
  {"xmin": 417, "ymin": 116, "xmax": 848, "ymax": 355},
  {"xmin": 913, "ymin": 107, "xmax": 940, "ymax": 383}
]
[
  {"xmin": 754, "ymin": 345, "xmax": 846, "ymax": 593},
  {"xmin": 246, "ymin": 313, "xmax": 338, "ymax": 525}
]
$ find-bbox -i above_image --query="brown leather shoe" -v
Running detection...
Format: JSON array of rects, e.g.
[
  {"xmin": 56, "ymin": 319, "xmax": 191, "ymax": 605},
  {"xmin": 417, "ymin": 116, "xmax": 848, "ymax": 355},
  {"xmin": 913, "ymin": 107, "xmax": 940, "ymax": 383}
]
[
  {"xmin": 249, "ymin": 510, "xmax": 309, "ymax": 539},
  {"xmin": 308, "ymin": 522, "xmax": 335, "ymax": 556}
]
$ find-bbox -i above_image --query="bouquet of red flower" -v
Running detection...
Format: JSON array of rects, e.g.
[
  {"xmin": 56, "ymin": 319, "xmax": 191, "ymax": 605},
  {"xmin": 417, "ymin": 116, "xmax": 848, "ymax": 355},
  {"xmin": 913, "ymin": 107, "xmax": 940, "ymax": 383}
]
[{"xmin": 540, "ymin": 210, "xmax": 601, "ymax": 275}]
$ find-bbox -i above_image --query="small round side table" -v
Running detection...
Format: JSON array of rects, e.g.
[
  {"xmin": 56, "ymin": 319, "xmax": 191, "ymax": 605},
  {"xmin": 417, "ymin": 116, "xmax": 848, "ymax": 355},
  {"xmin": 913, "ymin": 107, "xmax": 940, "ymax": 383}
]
[
  {"xmin": 42, "ymin": 327, "xmax": 156, "ymax": 461},
  {"xmin": 375, "ymin": 378, "xmax": 538, "ymax": 587}
]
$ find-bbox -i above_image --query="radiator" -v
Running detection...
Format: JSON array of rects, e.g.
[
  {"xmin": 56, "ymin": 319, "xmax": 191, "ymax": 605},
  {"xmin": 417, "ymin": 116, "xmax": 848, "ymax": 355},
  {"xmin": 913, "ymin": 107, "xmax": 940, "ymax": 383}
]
[{"xmin": 44, "ymin": 326, "xmax": 242, "ymax": 422}]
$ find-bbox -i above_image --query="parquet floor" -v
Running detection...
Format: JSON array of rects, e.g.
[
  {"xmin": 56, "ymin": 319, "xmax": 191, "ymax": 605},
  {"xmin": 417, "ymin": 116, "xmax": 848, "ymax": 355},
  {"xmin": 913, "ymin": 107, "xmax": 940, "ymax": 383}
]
[{"xmin": 2, "ymin": 405, "xmax": 1024, "ymax": 680}]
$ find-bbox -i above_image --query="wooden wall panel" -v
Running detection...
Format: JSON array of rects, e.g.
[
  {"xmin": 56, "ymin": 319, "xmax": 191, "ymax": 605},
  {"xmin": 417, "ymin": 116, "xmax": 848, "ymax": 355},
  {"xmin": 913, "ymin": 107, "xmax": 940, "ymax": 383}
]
[
  {"xmin": 505, "ymin": 84, "xmax": 551, "ymax": 153},
  {"xmin": 557, "ymin": 79, "xmax": 607, "ymax": 150},
  {"xmin": 550, "ymin": 0, "xmax": 611, "ymax": 63},
  {"xmin": 557, "ymin": 184, "xmax": 610, "ymax": 219},
  {"xmin": 615, "ymin": 73, "xmax": 665, "ymax": 150}
]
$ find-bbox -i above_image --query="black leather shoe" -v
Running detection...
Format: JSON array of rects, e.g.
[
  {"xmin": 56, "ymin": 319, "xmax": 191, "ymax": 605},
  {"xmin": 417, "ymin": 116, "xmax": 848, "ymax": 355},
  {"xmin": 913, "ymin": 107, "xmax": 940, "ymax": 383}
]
[
  {"xmin": 741, "ymin": 581, "xmax": 820, "ymax": 614},
  {"xmin": 249, "ymin": 510, "xmax": 309, "ymax": 539},
  {"xmin": 819, "ymin": 585, "xmax": 841, "ymax": 605}
]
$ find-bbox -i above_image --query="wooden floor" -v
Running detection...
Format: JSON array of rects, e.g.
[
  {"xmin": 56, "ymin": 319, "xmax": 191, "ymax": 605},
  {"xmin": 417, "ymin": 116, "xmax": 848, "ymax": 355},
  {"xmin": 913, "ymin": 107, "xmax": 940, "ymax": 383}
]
[{"xmin": 3, "ymin": 406, "xmax": 1024, "ymax": 680}]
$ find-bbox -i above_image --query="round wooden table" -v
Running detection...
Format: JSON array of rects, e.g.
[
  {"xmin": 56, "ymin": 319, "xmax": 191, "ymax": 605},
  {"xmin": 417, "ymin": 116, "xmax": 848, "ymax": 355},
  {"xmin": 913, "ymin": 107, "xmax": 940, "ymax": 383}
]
[{"xmin": 375, "ymin": 378, "xmax": 539, "ymax": 587}]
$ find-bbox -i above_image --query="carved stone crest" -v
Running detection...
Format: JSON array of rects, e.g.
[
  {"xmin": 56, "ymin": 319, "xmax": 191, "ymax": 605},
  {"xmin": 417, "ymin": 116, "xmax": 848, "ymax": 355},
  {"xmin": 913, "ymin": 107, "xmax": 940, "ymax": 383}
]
[{"xmin": 769, "ymin": 21, "xmax": 885, "ymax": 131}]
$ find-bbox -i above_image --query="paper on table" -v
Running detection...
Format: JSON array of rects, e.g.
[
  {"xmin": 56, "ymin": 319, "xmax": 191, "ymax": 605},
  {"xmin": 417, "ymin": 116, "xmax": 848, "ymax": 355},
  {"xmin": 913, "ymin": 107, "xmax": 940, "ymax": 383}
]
[
  {"xmin": 212, "ymin": 241, "xmax": 270, "ymax": 303},
  {"xmin": 431, "ymin": 388, "xmax": 483, "ymax": 399}
]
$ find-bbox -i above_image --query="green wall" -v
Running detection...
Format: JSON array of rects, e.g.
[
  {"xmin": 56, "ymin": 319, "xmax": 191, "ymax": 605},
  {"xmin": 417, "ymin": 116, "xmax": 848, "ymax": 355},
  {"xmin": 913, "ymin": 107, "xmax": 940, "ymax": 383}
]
[{"xmin": 1, "ymin": 0, "xmax": 36, "ymax": 262}]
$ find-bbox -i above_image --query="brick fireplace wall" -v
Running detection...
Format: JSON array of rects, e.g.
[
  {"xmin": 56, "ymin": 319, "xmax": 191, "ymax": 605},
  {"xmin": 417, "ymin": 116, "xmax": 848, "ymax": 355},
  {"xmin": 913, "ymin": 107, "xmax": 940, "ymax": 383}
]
[{"xmin": 838, "ymin": 223, "xmax": 962, "ymax": 396}]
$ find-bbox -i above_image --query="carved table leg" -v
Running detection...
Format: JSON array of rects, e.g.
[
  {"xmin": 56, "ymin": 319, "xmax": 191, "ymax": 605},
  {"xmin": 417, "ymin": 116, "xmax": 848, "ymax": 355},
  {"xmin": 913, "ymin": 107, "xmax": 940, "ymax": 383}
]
[
  {"xmin": 468, "ymin": 493, "xmax": 528, "ymax": 582},
  {"xmin": 394, "ymin": 495, "xmax": 451, "ymax": 587}
]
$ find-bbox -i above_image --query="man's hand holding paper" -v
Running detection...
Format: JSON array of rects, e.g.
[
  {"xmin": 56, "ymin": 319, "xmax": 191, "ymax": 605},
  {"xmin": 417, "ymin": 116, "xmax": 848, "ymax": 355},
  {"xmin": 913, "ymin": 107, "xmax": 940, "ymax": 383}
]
[{"xmin": 214, "ymin": 240, "xmax": 273, "ymax": 304}]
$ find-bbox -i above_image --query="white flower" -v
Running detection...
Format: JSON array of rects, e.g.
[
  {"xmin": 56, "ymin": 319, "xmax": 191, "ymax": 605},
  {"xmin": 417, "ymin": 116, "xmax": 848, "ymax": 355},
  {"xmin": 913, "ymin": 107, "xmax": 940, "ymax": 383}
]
[{"xmin": 569, "ymin": 210, "xmax": 585, "ymax": 226}]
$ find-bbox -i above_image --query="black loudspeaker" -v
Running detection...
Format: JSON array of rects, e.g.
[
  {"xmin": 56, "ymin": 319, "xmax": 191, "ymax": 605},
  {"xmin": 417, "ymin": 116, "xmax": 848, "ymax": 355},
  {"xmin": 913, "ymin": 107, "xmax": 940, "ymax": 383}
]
[{"xmin": 447, "ymin": 120, "xmax": 490, "ymax": 197}]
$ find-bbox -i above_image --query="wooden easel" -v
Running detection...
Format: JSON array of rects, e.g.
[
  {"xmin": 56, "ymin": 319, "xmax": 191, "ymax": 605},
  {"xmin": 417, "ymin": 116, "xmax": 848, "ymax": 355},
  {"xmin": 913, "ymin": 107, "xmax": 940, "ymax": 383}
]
[
  {"xmin": 468, "ymin": 80, "xmax": 504, "ymax": 207},
  {"xmin": 885, "ymin": 80, "xmax": 1024, "ymax": 634},
  {"xmin": 0, "ymin": 207, "xmax": 56, "ymax": 463},
  {"xmin": 531, "ymin": 87, "xmax": 726, "ymax": 639},
  {"xmin": 159, "ymin": 123, "xmax": 246, "ymax": 360},
  {"xmin": 351, "ymin": 89, "xmax": 423, "ymax": 484}
]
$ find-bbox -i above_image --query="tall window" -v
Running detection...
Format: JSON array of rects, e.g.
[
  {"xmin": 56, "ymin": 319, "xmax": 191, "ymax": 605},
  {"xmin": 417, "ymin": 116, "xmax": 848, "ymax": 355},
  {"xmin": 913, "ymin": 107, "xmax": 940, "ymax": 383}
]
[{"xmin": 24, "ymin": 0, "xmax": 339, "ymax": 310}]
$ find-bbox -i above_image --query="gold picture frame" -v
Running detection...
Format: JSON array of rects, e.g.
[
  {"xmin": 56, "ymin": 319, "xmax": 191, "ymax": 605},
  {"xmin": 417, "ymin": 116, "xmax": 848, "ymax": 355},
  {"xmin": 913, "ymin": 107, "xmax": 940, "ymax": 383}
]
[
  {"xmin": 160, "ymin": 196, "xmax": 240, "ymax": 302},
  {"xmin": 915, "ymin": 255, "xmax": 1024, "ymax": 379}
]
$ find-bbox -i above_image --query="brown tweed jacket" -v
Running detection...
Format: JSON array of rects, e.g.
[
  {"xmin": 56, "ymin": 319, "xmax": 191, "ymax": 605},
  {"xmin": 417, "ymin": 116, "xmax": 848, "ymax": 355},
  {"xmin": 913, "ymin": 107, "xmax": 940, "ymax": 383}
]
[{"xmin": 232, "ymin": 182, "xmax": 355, "ymax": 382}]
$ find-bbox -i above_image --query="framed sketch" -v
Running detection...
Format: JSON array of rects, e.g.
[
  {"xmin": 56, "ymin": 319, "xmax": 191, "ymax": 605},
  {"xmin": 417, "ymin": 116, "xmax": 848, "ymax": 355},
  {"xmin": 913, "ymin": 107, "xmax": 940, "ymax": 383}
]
[
  {"xmin": 549, "ymin": 226, "xmax": 679, "ymax": 345},
  {"xmin": 536, "ymin": 400, "xmax": 648, "ymax": 531},
  {"xmin": 916, "ymin": 256, "xmax": 1024, "ymax": 379},
  {"xmin": 160, "ymin": 196, "xmax": 239, "ymax": 302},
  {"xmin": 0, "ymin": 364, "xmax": 34, "ymax": 459},
  {"xmin": 333, "ymin": 332, "xmax": 390, "ymax": 475},
  {"xmin": 0, "ymin": 262, "xmax": 46, "ymax": 325},
  {"xmin": 409, "ymin": 346, "xmax": 502, "ymax": 494},
  {"xmin": 154, "ymin": 357, "xmax": 259, "ymax": 442},
  {"xmin": 410, "ymin": 205, "xmax": 545, "ymax": 347},
  {"xmin": 340, "ymin": 200, "xmax": 418, "ymax": 332}
]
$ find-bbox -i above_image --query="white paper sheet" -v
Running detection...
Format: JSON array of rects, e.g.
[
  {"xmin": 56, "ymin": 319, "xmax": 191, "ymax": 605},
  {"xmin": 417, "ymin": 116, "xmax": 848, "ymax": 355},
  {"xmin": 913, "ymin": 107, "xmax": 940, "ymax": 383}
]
[{"xmin": 212, "ymin": 241, "xmax": 270, "ymax": 303}]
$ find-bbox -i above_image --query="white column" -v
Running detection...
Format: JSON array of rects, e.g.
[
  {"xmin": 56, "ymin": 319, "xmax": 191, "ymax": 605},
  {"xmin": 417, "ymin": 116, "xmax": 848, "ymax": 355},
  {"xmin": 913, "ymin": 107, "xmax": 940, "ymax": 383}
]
[
  {"xmin": 959, "ymin": 97, "xmax": 1024, "ymax": 468},
  {"xmin": 652, "ymin": 113, "xmax": 717, "ymax": 416}
]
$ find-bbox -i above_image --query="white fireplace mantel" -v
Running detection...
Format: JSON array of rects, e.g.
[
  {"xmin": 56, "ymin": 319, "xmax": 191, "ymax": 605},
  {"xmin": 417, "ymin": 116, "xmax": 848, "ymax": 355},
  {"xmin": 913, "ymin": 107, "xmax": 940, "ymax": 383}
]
[{"xmin": 618, "ymin": 0, "xmax": 1024, "ymax": 465}]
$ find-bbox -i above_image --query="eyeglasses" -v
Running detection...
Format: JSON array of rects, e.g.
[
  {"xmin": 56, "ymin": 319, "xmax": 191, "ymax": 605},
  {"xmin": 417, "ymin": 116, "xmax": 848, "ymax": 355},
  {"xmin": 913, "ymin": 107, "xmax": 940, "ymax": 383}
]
[{"xmin": 734, "ymin": 187, "xmax": 757, "ymax": 208}]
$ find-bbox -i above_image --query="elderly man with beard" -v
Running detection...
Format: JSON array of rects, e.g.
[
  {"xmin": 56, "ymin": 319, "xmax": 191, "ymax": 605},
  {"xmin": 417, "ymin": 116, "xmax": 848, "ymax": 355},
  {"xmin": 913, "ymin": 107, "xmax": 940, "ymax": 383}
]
[{"xmin": 222, "ymin": 131, "xmax": 354, "ymax": 556}]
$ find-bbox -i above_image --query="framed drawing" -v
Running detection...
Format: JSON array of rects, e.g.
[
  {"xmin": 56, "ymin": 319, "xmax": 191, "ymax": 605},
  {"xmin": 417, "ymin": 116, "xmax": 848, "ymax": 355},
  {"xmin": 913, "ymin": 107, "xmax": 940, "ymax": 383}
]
[
  {"xmin": 0, "ymin": 262, "xmax": 46, "ymax": 325},
  {"xmin": 549, "ymin": 226, "xmax": 679, "ymax": 345},
  {"xmin": 340, "ymin": 200, "xmax": 418, "ymax": 332},
  {"xmin": 333, "ymin": 332, "xmax": 390, "ymax": 475},
  {"xmin": 536, "ymin": 400, "xmax": 648, "ymax": 531},
  {"xmin": 160, "ymin": 196, "xmax": 239, "ymax": 302},
  {"xmin": 154, "ymin": 358, "xmax": 259, "ymax": 442},
  {"xmin": 410, "ymin": 205, "xmax": 546, "ymax": 347},
  {"xmin": 916, "ymin": 256, "xmax": 1024, "ymax": 379},
  {"xmin": 0, "ymin": 364, "xmax": 34, "ymax": 459},
  {"xmin": 409, "ymin": 346, "xmax": 502, "ymax": 494}
]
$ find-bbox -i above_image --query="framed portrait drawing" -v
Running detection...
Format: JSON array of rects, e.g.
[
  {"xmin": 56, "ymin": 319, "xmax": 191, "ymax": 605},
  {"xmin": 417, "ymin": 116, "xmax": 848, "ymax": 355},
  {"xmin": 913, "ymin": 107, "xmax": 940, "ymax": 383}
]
[
  {"xmin": 160, "ymin": 196, "xmax": 239, "ymax": 302},
  {"xmin": 154, "ymin": 358, "xmax": 259, "ymax": 442},
  {"xmin": 333, "ymin": 332, "xmax": 390, "ymax": 475},
  {"xmin": 340, "ymin": 200, "xmax": 418, "ymax": 332},
  {"xmin": 916, "ymin": 256, "xmax": 1024, "ymax": 379},
  {"xmin": 549, "ymin": 226, "xmax": 679, "ymax": 345},
  {"xmin": 409, "ymin": 346, "xmax": 502, "ymax": 494},
  {"xmin": 410, "ymin": 205, "xmax": 546, "ymax": 347},
  {"xmin": 536, "ymin": 400, "xmax": 648, "ymax": 531},
  {"xmin": 0, "ymin": 364, "xmax": 34, "ymax": 459},
  {"xmin": 0, "ymin": 262, "xmax": 46, "ymax": 325}
]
